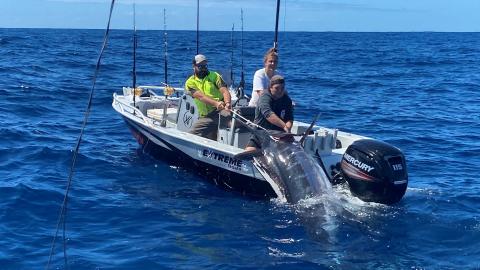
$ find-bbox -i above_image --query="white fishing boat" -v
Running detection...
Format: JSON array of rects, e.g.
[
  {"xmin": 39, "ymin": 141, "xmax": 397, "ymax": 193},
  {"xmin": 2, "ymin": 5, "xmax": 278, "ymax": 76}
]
[
  {"xmin": 112, "ymin": 86, "xmax": 408, "ymax": 204},
  {"xmin": 112, "ymin": 0, "xmax": 408, "ymax": 204}
]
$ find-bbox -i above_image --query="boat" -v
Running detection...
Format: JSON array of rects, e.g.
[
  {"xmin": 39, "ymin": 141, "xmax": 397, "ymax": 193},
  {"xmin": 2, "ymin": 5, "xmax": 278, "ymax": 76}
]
[
  {"xmin": 111, "ymin": 1, "xmax": 408, "ymax": 205},
  {"xmin": 112, "ymin": 85, "xmax": 408, "ymax": 204}
]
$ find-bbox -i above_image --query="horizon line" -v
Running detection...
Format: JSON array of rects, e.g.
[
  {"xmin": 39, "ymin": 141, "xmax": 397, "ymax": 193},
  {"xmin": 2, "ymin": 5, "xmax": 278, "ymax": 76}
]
[{"xmin": 1, "ymin": 27, "xmax": 480, "ymax": 33}]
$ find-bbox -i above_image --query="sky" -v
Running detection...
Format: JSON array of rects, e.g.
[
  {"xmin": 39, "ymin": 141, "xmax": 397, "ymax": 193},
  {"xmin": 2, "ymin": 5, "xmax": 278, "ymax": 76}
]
[{"xmin": 1, "ymin": 0, "xmax": 480, "ymax": 32}]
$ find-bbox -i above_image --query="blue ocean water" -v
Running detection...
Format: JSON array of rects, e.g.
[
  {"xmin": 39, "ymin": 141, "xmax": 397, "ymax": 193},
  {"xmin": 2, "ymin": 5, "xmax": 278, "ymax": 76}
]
[{"xmin": 1, "ymin": 28, "xmax": 480, "ymax": 269}]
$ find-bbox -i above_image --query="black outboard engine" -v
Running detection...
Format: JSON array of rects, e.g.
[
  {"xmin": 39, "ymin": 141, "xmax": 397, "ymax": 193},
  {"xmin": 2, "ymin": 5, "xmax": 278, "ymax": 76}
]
[{"xmin": 341, "ymin": 139, "xmax": 408, "ymax": 204}]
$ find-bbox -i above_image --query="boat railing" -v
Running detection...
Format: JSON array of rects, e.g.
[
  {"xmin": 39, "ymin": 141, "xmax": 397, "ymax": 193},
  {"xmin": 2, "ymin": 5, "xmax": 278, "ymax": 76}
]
[
  {"xmin": 138, "ymin": 85, "xmax": 185, "ymax": 97},
  {"xmin": 113, "ymin": 92, "xmax": 151, "ymax": 125}
]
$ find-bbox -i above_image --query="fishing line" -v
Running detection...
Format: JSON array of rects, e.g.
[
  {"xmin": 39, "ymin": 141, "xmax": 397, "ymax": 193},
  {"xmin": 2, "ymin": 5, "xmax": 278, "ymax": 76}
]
[{"xmin": 45, "ymin": 0, "xmax": 115, "ymax": 269}]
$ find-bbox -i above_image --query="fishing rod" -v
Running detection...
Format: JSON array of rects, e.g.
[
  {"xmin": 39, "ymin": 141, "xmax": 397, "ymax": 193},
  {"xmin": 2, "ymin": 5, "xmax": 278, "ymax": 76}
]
[
  {"xmin": 196, "ymin": 0, "xmax": 199, "ymax": 54},
  {"xmin": 232, "ymin": 9, "xmax": 245, "ymax": 103},
  {"xmin": 273, "ymin": 0, "xmax": 281, "ymax": 50},
  {"xmin": 236, "ymin": 8, "xmax": 245, "ymax": 96},
  {"xmin": 230, "ymin": 23, "xmax": 235, "ymax": 88},
  {"xmin": 163, "ymin": 8, "xmax": 168, "ymax": 86},
  {"xmin": 161, "ymin": 9, "xmax": 175, "ymax": 99},
  {"xmin": 132, "ymin": 3, "xmax": 138, "ymax": 109},
  {"xmin": 283, "ymin": 0, "xmax": 287, "ymax": 36},
  {"xmin": 45, "ymin": 1, "xmax": 116, "ymax": 269}
]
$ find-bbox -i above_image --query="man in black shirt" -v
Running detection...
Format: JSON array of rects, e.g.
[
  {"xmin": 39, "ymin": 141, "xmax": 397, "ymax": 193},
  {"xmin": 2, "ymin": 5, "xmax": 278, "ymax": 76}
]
[{"xmin": 245, "ymin": 75, "xmax": 294, "ymax": 151}]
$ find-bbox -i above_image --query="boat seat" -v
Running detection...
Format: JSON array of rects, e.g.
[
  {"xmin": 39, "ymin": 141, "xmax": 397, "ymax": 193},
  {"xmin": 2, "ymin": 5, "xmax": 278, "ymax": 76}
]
[
  {"xmin": 135, "ymin": 99, "xmax": 166, "ymax": 114},
  {"xmin": 147, "ymin": 108, "xmax": 177, "ymax": 123}
]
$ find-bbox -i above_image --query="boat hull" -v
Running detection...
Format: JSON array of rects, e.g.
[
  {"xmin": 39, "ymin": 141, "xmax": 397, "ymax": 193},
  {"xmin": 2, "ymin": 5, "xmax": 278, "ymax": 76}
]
[{"xmin": 123, "ymin": 117, "xmax": 277, "ymax": 199}]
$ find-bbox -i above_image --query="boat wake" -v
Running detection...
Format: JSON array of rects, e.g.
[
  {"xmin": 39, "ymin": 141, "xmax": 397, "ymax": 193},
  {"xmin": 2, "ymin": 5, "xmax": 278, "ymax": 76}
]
[{"xmin": 271, "ymin": 181, "xmax": 398, "ymax": 243}]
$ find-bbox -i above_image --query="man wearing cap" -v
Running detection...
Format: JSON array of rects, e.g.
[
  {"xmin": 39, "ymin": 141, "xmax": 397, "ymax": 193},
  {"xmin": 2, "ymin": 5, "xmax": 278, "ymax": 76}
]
[
  {"xmin": 245, "ymin": 75, "xmax": 294, "ymax": 151},
  {"xmin": 185, "ymin": 54, "xmax": 232, "ymax": 140}
]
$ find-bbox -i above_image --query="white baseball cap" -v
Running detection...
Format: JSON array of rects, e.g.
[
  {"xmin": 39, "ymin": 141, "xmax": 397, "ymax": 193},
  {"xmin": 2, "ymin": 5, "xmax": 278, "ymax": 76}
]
[{"xmin": 194, "ymin": 54, "xmax": 207, "ymax": 64}]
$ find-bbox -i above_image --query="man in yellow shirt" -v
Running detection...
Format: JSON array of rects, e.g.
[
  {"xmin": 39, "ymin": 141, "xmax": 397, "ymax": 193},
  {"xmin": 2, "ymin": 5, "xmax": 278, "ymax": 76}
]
[{"xmin": 185, "ymin": 54, "xmax": 232, "ymax": 140}]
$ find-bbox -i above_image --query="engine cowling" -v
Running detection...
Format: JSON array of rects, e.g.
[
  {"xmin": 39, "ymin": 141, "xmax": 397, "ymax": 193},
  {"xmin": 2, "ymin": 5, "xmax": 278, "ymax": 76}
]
[{"xmin": 341, "ymin": 139, "xmax": 408, "ymax": 204}]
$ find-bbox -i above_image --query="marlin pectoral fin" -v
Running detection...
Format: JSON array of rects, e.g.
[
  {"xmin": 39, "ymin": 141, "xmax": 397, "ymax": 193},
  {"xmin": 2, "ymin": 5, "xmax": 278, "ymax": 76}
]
[{"xmin": 234, "ymin": 149, "xmax": 263, "ymax": 159}]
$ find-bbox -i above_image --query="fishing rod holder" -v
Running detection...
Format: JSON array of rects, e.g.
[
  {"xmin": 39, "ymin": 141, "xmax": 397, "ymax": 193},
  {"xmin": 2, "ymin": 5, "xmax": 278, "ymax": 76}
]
[{"xmin": 302, "ymin": 128, "xmax": 339, "ymax": 155}]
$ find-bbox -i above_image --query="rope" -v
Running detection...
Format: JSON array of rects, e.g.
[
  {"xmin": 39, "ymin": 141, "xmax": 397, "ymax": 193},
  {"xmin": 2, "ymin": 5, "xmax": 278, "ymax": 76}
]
[{"xmin": 45, "ymin": 1, "xmax": 115, "ymax": 269}]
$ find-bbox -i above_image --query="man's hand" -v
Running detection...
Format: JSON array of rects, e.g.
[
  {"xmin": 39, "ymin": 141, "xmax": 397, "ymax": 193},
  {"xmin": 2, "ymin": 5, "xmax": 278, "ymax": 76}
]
[{"xmin": 216, "ymin": 101, "xmax": 226, "ymax": 111}]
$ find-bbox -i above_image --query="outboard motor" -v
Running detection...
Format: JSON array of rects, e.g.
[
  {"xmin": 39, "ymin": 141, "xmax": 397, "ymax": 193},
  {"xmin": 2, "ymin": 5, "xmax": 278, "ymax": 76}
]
[{"xmin": 341, "ymin": 139, "xmax": 408, "ymax": 204}]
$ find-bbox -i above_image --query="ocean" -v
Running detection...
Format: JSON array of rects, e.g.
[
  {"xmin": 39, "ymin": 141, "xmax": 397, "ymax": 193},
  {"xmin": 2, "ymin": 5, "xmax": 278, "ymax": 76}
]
[{"xmin": 1, "ymin": 28, "xmax": 479, "ymax": 269}]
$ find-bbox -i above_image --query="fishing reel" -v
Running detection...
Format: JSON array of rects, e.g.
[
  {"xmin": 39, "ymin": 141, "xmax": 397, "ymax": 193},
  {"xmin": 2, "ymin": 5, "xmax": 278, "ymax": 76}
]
[
  {"xmin": 235, "ymin": 80, "xmax": 245, "ymax": 99},
  {"xmin": 232, "ymin": 80, "xmax": 250, "ymax": 107},
  {"xmin": 164, "ymin": 85, "xmax": 175, "ymax": 97}
]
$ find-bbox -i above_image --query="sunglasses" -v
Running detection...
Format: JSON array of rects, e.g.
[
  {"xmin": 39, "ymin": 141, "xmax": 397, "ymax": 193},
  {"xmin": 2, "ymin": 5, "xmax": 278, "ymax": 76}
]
[{"xmin": 196, "ymin": 64, "xmax": 208, "ymax": 69}]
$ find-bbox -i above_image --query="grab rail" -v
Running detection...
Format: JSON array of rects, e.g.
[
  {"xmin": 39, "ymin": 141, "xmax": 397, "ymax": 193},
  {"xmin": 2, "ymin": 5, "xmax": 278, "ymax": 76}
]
[
  {"xmin": 113, "ymin": 93, "xmax": 151, "ymax": 125},
  {"xmin": 138, "ymin": 85, "xmax": 185, "ymax": 97}
]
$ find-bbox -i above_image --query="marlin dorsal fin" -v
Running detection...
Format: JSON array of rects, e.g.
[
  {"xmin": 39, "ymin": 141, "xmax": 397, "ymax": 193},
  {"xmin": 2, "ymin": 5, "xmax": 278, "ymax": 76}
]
[{"xmin": 299, "ymin": 112, "xmax": 321, "ymax": 145}]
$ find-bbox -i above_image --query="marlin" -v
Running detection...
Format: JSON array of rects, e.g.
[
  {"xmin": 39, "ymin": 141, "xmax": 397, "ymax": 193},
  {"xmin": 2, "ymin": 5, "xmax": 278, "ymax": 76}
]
[{"xmin": 233, "ymin": 113, "xmax": 332, "ymax": 204}]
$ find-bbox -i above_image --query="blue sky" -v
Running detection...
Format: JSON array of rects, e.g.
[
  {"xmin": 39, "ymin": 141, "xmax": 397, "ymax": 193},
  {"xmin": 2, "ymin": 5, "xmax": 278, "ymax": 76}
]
[{"xmin": 2, "ymin": 0, "xmax": 480, "ymax": 32}]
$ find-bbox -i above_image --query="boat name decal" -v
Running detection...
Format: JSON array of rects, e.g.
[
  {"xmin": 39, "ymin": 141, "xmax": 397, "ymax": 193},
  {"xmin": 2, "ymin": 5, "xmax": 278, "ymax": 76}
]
[
  {"xmin": 343, "ymin": 153, "xmax": 374, "ymax": 172},
  {"xmin": 202, "ymin": 149, "xmax": 243, "ymax": 170},
  {"xmin": 183, "ymin": 112, "xmax": 193, "ymax": 128}
]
